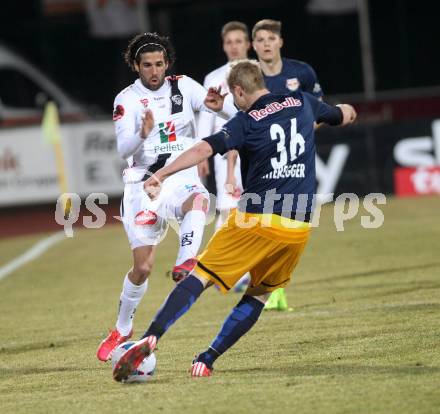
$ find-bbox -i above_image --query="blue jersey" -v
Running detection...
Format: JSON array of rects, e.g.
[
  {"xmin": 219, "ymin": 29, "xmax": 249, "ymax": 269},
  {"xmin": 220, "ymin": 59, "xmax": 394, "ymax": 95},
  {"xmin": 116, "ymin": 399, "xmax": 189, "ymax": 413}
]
[
  {"xmin": 204, "ymin": 91, "xmax": 341, "ymax": 220},
  {"xmin": 263, "ymin": 58, "xmax": 323, "ymax": 98}
]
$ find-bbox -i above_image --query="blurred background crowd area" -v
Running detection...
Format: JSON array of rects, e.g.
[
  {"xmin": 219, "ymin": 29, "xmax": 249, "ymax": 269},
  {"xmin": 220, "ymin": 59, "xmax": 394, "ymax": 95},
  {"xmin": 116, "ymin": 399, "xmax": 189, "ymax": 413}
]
[{"xmin": 1, "ymin": 0, "xmax": 439, "ymax": 117}]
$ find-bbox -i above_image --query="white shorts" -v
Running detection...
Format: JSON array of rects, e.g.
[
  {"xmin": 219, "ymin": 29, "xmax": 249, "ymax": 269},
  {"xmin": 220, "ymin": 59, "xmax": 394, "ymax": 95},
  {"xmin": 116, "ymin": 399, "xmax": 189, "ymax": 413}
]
[
  {"xmin": 214, "ymin": 153, "xmax": 242, "ymax": 210},
  {"xmin": 121, "ymin": 175, "xmax": 209, "ymax": 249}
]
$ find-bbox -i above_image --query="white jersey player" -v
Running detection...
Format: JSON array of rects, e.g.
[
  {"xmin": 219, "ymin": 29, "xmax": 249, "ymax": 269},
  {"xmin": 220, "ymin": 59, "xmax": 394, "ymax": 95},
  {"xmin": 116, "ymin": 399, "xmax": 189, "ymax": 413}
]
[
  {"xmin": 97, "ymin": 33, "xmax": 231, "ymax": 362},
  {"xmin": 117, "ymin": 74, "xmax": 210, "ymax": 247},
  {"xmin": 197, "ymin": 21, "xmax": 250, "ymax": 229},
  {"xmin": 197, "ymin": 22, "xmax": 252, "ymax": 293}
]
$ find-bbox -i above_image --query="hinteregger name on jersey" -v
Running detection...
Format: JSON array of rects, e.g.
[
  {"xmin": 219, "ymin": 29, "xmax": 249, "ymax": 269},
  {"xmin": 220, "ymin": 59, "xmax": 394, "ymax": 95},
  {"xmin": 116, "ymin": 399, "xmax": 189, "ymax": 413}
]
[
  {"xmin": 249, "ymin": 97, "xmax": 302, "ymax": 121},
  {"xmin": 263, "ymin": 163, "xmax": 305, "ymax": 179},
  {"xmin": 154, "ymin": 143, "xmax": 184, "ymax": 153}
]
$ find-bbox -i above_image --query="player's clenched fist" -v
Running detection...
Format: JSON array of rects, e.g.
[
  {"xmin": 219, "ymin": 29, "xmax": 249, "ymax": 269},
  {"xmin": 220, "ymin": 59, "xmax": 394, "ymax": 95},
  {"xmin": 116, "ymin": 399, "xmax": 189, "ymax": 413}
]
[
  {"xmin": 143, "ymin": 174, "xmax": 162, "ymax": 200},
  {"xmin": 336, "ymin": 104, "xmax": 357, "ymax": 125},
  {"xmin": 140, "ymin": 109, "xmax": 155, "ymax": 139}
]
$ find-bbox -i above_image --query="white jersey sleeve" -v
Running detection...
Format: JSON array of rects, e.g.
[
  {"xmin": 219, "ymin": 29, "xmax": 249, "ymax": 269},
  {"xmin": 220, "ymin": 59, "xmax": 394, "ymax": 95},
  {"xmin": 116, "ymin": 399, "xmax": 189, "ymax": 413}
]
[
  {"xmin": 113, "ymin": 91, "xmax": 144, "ymax": 160},
  {"xmin": 196, "ymin": 74, "xmax": 216, "ymax": 138},
  {"xmin": 184, "ymin": 75, "xmax": 236, "ymax": 121},
  {"xmin": 183, "ymin": 76, "xmax": 209, "ymax": 114},
  {"xmin": 219, "ymin": 94, "xmax": 238, "ymax": 120}
]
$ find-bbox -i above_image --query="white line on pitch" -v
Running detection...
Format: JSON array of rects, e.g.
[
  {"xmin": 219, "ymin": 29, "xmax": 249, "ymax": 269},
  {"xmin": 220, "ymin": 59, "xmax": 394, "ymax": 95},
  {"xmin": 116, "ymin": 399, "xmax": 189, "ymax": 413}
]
[{"xmin": 0, "ymin": 232, "xmax": 65, "ymax": 281}]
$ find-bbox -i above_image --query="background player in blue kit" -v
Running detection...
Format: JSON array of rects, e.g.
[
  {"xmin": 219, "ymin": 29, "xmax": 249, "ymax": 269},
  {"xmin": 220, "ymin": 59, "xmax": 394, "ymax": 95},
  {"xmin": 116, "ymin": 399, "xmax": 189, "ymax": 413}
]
[
  {"xmin": 252, "ymin": 19, "xmax": 323, "ymax": 98},
  {"xmin": 227, "ymin": 20, "xmax": 324, "ymax": 302},
  {"xmin": 250, "ymin": 18, "xmax": 323, "ymax": 309},
  {"xmin": 112, "ymin": 60, "xmax": 356, "ymax": 381}
]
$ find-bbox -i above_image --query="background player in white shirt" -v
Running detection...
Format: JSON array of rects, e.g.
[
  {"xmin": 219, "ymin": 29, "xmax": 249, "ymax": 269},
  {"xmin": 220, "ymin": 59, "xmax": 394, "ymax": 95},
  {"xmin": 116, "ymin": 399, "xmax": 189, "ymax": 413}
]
[
  {"xmin": 197, "ymin": 21, "xmax": 251, "ymax": 293},
  {"xmin": 197, "ymin": 21, "xmax": 250, "ymax": 229},
  {"xmin": 97, "ymin": 32, "xmax": 230, "ymax": 361}
]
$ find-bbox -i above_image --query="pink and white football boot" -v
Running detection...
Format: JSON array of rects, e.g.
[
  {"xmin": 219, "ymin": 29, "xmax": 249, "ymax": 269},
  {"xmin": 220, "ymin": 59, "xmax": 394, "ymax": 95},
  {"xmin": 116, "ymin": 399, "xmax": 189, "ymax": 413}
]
[{"xmin": 96, "ymin": 328, "xmax": 133, "ymax": 362}]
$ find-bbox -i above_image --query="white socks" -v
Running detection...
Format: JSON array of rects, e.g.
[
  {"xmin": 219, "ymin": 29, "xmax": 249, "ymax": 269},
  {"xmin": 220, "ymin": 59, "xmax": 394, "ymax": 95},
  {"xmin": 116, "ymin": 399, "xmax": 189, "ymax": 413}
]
[
  {"xmin": 116, "ymin": 274, "xmax": 148, "ymax": 336},
  {"xmin": 176, "ymin": 210, "xmax": 206, "ymax": 265}
]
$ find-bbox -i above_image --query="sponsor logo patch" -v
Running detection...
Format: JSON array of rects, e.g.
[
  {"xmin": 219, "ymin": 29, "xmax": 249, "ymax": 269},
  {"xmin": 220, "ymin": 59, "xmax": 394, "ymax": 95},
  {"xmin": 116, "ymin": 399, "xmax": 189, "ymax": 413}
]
[
  {"xmin": 140, "ymin": 98, "xmax": 149, "ymax": 107},
  {"xmin": 154, "ymin": 143, "xmax": 184, "ymax": 153},
  {"xmin": 248, "ymin": 97, "xmax": 302, "ymax": 121},
  {"xmin": 286, "ymin": 78, "xmax": 300, "ymax": 91},
  {"xmin": 112, "ymin": 104, "xmax": 125, "ymax": 121},
  {"xmin": 171, "ymin": 94, "xmax": 183, "ymax": 106},
  {"xmin": 181, "ymin": 231, "xmax": 194, "ymax": 246},
  {"xmin": 394, "ymin": 167, "xmax": 440, "ymax": 196},
  {"xmin": 166, "ymin": 75, "xmax": 183, "ymax": 81},
  {"xmin": 184, "ymin": 184, "xmax": 199, "ymax": 192},
  {"xmin": 313, "ymin": 82, "xmax": 322, "ymax": 94},
  {"xmin": 159, "ymin": 121, "xmax": 176, "ymax": 143},
  {"xmin": 134, "ymin": 210, "xmax": 158, "ymax": 225}
]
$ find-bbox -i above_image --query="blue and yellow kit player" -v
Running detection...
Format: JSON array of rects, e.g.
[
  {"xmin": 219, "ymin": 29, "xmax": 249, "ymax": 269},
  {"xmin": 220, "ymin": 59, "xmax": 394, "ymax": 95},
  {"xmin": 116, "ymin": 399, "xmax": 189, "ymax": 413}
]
[
  {"xmin": 251, "ymin": 18, "xmax": 323, "ymax": 308},
  {"xmin": 112, "ymin": 60, "xmax": 356, "ymax": 381}
]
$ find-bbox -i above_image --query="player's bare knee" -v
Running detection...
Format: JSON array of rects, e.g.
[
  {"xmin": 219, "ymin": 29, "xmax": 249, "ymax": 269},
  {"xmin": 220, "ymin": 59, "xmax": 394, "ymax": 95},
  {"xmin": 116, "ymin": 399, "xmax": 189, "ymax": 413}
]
[
  {"xmin": 131, "ymin": 262, "xmax": 152, "ymax": 283},
  {"xmin": 193, "ymin": 193, "xmax": 209, "ymax": 212},
  {"xmin": 182, "ymin": 193, "xmax": 209, "ymax": 214}
]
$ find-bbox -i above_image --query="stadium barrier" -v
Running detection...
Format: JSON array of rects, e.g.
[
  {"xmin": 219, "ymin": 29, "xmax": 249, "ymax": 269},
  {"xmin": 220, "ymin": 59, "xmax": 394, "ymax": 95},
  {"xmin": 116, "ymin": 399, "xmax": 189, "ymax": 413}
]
[
  {"xmin": 0, "ymin": 121, "xmax": 125, "ymax": 207},
  {"xmin": 0, "ymin": 117, "xmax": 439, "ymax": 208},
  {"xmin": 315, "ymin": 117, "xmax": 440, "ymax": 197}
]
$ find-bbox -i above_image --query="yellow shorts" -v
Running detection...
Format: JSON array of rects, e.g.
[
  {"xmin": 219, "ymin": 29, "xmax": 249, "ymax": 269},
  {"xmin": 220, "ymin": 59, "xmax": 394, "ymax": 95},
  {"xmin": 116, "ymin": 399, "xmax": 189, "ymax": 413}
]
[{"xmin": 195, "ymin": 210, "xmax": 311, "ymax": 293}]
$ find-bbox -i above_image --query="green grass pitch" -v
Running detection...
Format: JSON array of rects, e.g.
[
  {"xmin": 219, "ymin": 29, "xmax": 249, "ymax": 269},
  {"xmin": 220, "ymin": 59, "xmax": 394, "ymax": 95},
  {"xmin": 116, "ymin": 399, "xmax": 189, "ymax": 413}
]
[{"xmin": 0, "ymin": 196, "xmax": 439, "ymax": 413}]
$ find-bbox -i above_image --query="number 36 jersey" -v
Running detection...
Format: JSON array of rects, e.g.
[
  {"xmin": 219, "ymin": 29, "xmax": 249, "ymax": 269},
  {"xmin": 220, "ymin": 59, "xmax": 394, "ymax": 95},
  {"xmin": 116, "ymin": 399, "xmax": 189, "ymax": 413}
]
[
  {"xmin": 205, "ymin": 91, "xmax": 343, "ymax": 218},
  {"xmin": 113, "ymin": 75, "xmax": 212, "ymax": 182}
]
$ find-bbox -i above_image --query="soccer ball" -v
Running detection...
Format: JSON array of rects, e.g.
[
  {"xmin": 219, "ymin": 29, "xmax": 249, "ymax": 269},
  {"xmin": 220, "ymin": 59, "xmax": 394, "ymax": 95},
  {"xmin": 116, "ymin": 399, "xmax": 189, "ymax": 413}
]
[{"xmin": 111, "ymin": 341, "xmax": 156, "ymax": 383}]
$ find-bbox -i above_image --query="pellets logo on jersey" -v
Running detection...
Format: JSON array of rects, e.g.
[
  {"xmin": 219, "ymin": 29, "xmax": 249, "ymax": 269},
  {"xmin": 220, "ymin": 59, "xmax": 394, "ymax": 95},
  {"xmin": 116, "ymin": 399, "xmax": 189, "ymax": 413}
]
[
  {"xmin": 112, "ymin": 104, "xmax": 125, "ymax": 121},
  {"xmin": 286, "ymin": 78, "xmax": 300, "ymax": 91},
  {"xmin": 159, "ymin": 121, "xmax": 176, "ymax": 143},
  {"xmin": 140, "ymin": 98, "xmax": 149, "ymax": 107}
]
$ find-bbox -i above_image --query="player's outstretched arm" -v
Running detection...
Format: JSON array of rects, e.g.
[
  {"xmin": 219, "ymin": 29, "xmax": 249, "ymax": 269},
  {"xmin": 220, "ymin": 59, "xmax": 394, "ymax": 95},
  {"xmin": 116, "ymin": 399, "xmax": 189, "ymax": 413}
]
[
  {"xmin": 144, "ymin": 141, "xmax": 213, "ymax": 198},
  {"xmin": 307, "ymin": 93, "xmax": 357, "ymax": 128},
  {"xmin": 197, "ymin": 159, "xmax": 210, "ymax": 178}
]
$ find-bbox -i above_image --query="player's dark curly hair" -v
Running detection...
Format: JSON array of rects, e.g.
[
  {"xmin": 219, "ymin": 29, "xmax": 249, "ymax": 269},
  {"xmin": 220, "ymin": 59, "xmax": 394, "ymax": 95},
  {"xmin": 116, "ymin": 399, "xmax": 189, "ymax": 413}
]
[{"xmin": 124, "ymin": 32, "xmax": 176, "ymax": 71}]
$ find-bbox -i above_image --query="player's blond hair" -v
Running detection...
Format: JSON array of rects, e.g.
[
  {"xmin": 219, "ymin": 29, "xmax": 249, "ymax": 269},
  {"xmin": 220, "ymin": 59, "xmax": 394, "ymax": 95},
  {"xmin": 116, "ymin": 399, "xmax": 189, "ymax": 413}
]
[
  {"xmin": 227, "ymin": 59, "xmax": 265, "ymax": 94},
  {"xmin": 252, "ymin": 19, "xmax": 282, "ymax": 39},
  {"xmin": 221, "ymin": 21, "xmax": 249, "ymax": 40}
]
